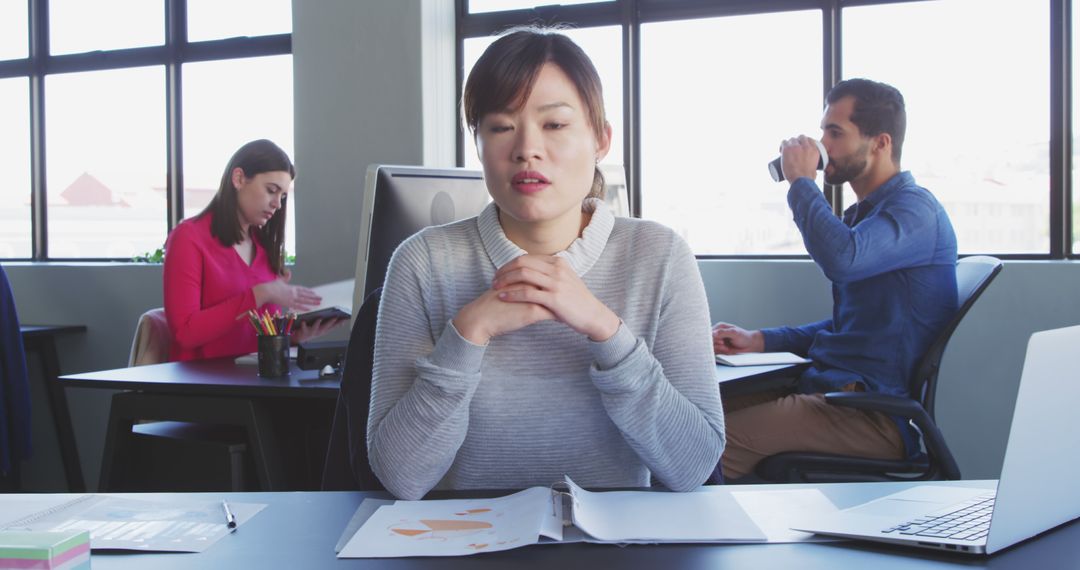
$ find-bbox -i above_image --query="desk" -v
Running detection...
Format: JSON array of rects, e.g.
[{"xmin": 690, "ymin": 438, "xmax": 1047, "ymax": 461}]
[
  {"xmin": 716, "ymin": 362, "xmax": 807, "ymax": 398},
  {"xmin": 60, "ymin": 359, "xmax": 339, "ymax": 491},
  {"xmin": 3, "ymin": 480, "xmax": 1073, "ymax": 569},
  {"xmin": 20, "ymin": 324, "xmax": 87, "ymax": 492}
]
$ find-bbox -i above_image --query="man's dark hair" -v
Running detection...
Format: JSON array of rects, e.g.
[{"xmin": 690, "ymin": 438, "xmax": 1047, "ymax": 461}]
[{"xmin": 826, "ymin": 78, "xmax": 906, "ymax": 163}]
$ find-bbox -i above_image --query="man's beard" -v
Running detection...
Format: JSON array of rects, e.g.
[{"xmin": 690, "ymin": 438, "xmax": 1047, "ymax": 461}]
[{"xmin": 824, "ymin": 141, "xmax": 870, "ymax": 185}]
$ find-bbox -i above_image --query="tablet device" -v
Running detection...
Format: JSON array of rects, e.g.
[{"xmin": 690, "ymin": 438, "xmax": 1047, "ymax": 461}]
[{"xmin": 296, "ymin": 306, "xmax": 350, "ymax": 325}]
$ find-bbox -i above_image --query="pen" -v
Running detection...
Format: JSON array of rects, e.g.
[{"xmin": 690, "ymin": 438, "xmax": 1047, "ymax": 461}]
[{"xmin": 222, "ymin": 500, "xmax": 237, "ymax": 532}]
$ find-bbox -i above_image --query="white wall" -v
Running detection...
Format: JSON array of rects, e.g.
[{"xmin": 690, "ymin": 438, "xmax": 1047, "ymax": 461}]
[{"xmin": 4, "ymin": 2, "xmax": 1079, "ymax": 490}]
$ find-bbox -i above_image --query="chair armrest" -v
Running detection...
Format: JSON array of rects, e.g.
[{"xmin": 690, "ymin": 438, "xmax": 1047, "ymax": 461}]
[
  {"xmin": 824, "ymin": 391, "xmax": 961, "ymax": 480},
  {"xmin": 823, "ymin": 391, "xmax": 925, "ymax": 420}
]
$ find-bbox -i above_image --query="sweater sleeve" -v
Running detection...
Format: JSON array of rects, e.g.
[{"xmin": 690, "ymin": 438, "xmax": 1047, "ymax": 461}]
[
  {"xmin": 163, "ymin": 224, "xmax": 258, "ymax": 351},
  {"xmin": 587, "ymin": 234, "xmax": 726, "ymax": 492},
  {"xmin": 366, "ymin": 236, "xmax": 486, "ymax": 500}
]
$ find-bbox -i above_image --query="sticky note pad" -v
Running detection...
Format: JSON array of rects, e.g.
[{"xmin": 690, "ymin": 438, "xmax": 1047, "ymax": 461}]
[{"xmin": 0, "ymin": 530, "xmax": 91, "ymax": 570}]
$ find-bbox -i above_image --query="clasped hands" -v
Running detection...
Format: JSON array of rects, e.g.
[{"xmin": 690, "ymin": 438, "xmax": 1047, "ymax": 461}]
[{"xmin": 454, "ymin": 254, "xmax": 620, "ymax": 346}]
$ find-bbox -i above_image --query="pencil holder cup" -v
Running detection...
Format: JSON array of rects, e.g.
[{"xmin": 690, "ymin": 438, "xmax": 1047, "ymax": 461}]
[{"xmin": 257, "ymin": 334, "xmax": 290, "ymax": 378}]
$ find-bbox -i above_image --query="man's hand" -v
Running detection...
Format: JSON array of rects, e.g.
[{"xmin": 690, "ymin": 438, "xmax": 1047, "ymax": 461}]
[
  {"xmin": 780, "ymin": 135, "xmax": 823, "ymax": 183},
  {"xmin": 712, "ymin": 322, "xmax": 765, "ymax": 355}
]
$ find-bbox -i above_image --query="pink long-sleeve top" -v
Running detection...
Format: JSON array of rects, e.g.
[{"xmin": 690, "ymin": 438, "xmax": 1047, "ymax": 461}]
[{"xmin": 163, "ymin": 213, "xmax": 281, "ymax": 361}]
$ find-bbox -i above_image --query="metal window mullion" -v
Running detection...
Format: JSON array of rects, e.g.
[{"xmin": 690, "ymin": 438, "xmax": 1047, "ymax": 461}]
[
  {"xmin": 623, "ymin": 0, "xmax": 641, "ymax": 217},
  {"xmin": 455, "ymin": 0, "xmax": 467, "ymax": 168},
  {"xmin": 29, "ymin": 0, "xmax": 49, "ymax": 260},
  {"xmin": 166, "ymin": 0, "xmax": 185, "ymax": 231},
  {"xmin": 1051, "ymin": 0, "xmax": 1071, "ymax": 258},
  {"xmin": 823, "ymin": 0, "xmax": 843, "ymax": 217}
]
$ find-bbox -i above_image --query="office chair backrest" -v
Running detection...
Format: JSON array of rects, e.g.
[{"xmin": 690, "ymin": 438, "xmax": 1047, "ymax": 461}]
[
  {"xmin": 321, "ymin": 287, "xmax": 383, "ymax": 491},
  {"xmin": 128, "ymin": 308, "xmax": 171, "ymax": 366},
  {"xmin": 913, "ymin": 256, "xmax": 1003, "ymax": 418}
]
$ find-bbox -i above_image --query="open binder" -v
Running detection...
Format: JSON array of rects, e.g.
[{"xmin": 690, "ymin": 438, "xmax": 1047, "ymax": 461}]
[{"xmin": 338, "ymin": 477, "xmax": 766, "ymax": 558}]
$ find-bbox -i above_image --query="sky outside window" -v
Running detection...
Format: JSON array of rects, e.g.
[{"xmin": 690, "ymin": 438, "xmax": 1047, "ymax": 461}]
[
  {"xmin": 640, "ymin": 10, "xmax": 823, "ymax": 255},
  {"xmin": 468, "ymin": 0, "xmax": 611, "ymax": 14},
  {"xmin": 0, "ymin": 1, "xmax": 28, "ymax": 60},
  {"xmin": 844, "ymin": 0, "xmax": 1049, "ymax": 255},
  {"xmin": 49, "ymin": 0, "xmax": 163, "ymax": 55},
  {"xmin": 187, "ymin": 0, "xmax": 292, "ymax": 42},
  {"xmin": 45, "ymin": 67, "xmax": 166, "ymax": 259},
  {"xmin": 0, "ymin": 79, "xmax": 31, "ymax": 258}
]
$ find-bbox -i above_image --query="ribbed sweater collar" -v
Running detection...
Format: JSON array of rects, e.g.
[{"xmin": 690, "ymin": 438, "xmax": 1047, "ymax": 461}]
[{"xmin": 477, "ymin": 197, "xmax": 614, "ymax": 276}]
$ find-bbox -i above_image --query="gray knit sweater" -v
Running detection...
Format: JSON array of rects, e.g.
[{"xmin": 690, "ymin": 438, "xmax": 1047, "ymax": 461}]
[{"xmin": 367, "ymin": 199, "xmax": 725, "ymax": 500}]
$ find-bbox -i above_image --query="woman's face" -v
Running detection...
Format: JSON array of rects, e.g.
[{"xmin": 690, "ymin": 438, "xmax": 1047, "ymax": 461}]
[
  {"xmin": 476, "ymin": 62, "xmax": 610, "ymax": 236},
  {"xmin": 233, "ymin": 169, "xmax": 292, "ymax": 230}
]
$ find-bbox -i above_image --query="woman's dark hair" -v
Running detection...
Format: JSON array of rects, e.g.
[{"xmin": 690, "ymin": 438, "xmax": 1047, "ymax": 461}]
[
  {"xmin": 463, "ymin": 27, "xmax": 608, "ymax": 199},
  {"xmin": 199, "ymin": 139, "xmax": 295, "ymax": 275},
  {"xmin": 826, "ymin": 78, "xmax": 906, "ymax": 163}
]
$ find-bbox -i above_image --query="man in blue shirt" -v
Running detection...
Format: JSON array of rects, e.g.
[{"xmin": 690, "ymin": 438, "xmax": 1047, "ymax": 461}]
[{"xmin": 714, "ymin": 79, "xmax": 958, "ymax": 480}]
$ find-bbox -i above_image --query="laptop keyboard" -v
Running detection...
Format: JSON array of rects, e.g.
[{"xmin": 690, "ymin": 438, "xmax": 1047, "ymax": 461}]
[{"xmin": 881, "ymin": 493, "xmax": 995, "ymax": 541}]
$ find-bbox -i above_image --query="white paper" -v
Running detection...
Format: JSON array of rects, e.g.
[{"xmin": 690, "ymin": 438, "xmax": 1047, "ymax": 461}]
[
  {"xmin": 2, "ymin": 495, "xmax": 266, "ymax": 552},
  {"xmin": 338, "ymin": 486, "xmax": 555, "ymax": 558},
  {"xmin": 715, "ymin": 352, "xmax": 811, "ymax": 367},
  {"xmin": 335, "ymin": 499, "xmax": 395, "ymax": 553},
  {"xmin": 565, "ymin": 478, "xmax": 766, "ymax": 543},
  {"xmin": 0, "ymin": 496, "xmax": 77, "ymax": 527},
  {"xmin": 731, "ymin": 489, "xmax": 840, "ymax": 543},
  {"xmin": 309, "ymin": 280, "xmax": 355, "ymax": 313}
]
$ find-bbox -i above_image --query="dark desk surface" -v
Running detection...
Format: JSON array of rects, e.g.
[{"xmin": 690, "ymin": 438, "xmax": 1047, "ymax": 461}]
[
  {"xmin": 8, "ymin": 480, "xmax": 1074, "ymax": 569},
  {"xmin": 60, "ymin": 358, "xmax": 340, "ymax": 399}
]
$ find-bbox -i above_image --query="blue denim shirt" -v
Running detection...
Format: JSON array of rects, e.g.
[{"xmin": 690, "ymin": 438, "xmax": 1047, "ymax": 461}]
[{"xmin": 761, "ymin": 172, "xmax": 958, "ymax": 454}]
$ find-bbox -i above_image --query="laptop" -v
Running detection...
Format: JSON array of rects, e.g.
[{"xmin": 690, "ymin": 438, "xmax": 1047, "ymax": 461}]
[{"xmin": 793, "ymin": 324, "xmax": 1080, "ymax": 554}]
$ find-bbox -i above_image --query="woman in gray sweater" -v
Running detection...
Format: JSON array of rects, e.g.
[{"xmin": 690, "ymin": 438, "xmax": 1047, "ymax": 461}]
[{"xmin": 367, "ymin": 28, "xmax": 725, "ymax": 500}]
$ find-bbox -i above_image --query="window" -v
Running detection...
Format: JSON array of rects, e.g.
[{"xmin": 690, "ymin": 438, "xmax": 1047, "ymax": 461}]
[
  {"xmin": 844, "ymin": 0, "xmax": 1049, "ymax": 255},
  {"xmin": 187, "ymin": 0, "xmax": 292, "ymax": 42},
  {"xmin": 45, "ymin": 67, "xmax": 166, "ymax": 259},
  {"xmin": 641, "ymin": 11, "xmax": 822, "ymax": 254},
  {"xmin": 1073, "ymin": 0, "xmax": 1080, "ymax": 255},
  {"xmin": 0, "ymin": 79, "xmax": 31, "ymax": 259},
  {"xmin": 0, "ymin": 0, "xmax": 292, "ymax": 261},
  {"xmin": 0, "ymin": 2, "xmax": 28, "ymax": 60},
  {"xmin": 467, "ymin": 0, "xmax": 612, "ymax": 14},
  {"xmin": 49, "ymin": 0, "xmax": 163, "ymax": 55},
  {"xmin": 459, "ymin": 1, "xmax": 1073, "ymax": 259}
]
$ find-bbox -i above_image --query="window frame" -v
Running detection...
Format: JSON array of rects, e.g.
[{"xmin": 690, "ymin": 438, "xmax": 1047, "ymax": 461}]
[
  {"xmin": 456, "ymin": 0, "xmax": 1074, "ymax": 260},
  {"xmin": 0, "ymin": 0, "xmax": 290, "ymax": 261}
]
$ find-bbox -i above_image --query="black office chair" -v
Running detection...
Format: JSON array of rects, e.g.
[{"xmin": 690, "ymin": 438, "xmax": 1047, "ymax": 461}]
[
  {"xmin": 321, "ymin": 287, "xmax": 384, "ymax": 491},
  {"xmin": 753, "ymin": 256, "xmax": 1003, "ymax": 483}
]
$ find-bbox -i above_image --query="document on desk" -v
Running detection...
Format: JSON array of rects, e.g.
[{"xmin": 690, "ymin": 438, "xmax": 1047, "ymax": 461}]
[
  {"xmin": 715, "ymin": 352, "xmax": 811, "ymax": 367},
  {"xmin": 338, "ymin": 477, "xmax": 766, "ymax": 558},
  {"xmin": 731, "ymin": 489, "xmax": 841, "ymax": 543},
  {"xmin": 0, "ymin": 495, "xmax": 266, "ymax": 552}
]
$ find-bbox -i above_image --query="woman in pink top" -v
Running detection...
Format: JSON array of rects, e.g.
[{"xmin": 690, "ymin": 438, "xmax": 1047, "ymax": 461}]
[{"xmin": 163, "ymin": 139, "xmax": 339, "ymax": 361}]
